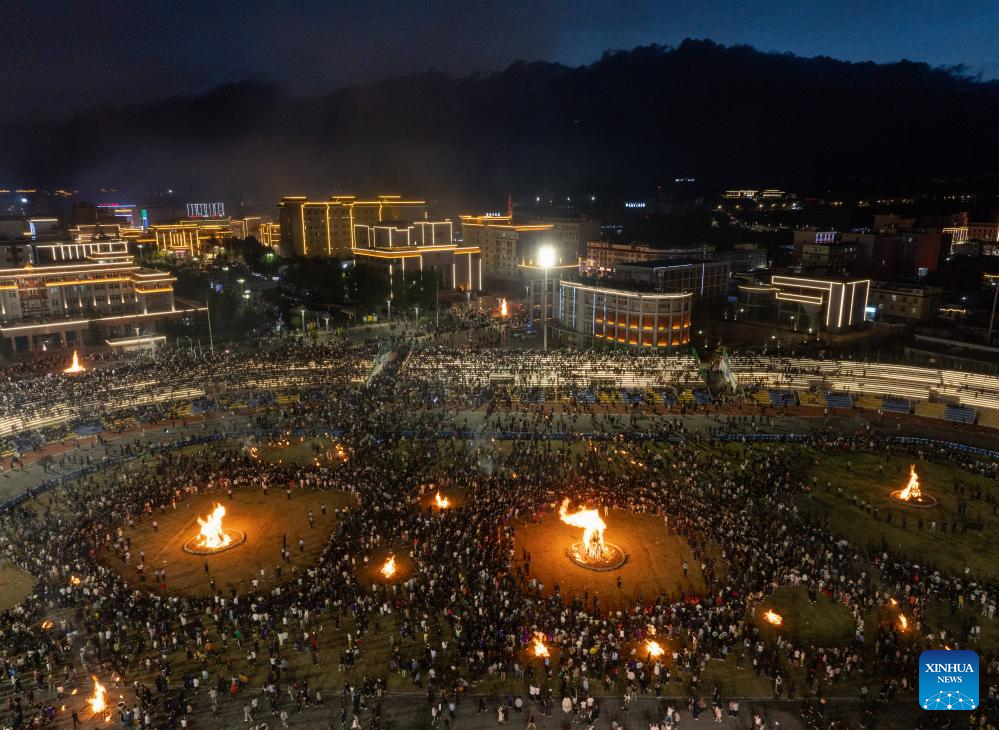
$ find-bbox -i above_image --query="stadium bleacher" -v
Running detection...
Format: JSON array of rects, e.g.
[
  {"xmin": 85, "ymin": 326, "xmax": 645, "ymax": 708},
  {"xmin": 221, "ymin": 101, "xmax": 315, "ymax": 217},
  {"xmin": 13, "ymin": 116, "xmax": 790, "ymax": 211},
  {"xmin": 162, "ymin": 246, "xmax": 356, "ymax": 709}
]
[
  {"xmin": 825, "ymin": 392, "xmax": 853, "ymax": 409},
  {"xmin": 914, "ymin": 401, "xmax": 947, "ymax": 420},
  {"xmin": 944, "ymin": 404, "xmax": 979, "ymax": 424},
  {"xmin": 882, "ymin": 397, "xmax": 912, "ymax": 414},
  {"xmin": 768, "ymin": 389, "xmax": 798, "ymax": 407}
]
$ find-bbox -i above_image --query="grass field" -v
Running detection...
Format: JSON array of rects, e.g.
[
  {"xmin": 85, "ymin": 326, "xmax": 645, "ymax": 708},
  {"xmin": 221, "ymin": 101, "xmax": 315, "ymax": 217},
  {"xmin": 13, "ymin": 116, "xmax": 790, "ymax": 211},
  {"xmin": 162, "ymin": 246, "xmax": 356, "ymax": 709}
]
[
  {"xmin": 755, "ymin": 586, "xmax": 857, "ymax": 646},
  {"xmin": 0, "ymin": 561, "xmax": 35, "ymax": 611},
  {"xmin": 253, "ymin": 435, "xmax": 350, "ymax": 467},
  {"xmin": 797, "ymin": 449, "xmax": 999, "ymax": 581},
  {"xmin": 97, "ymin": 488, "xmax": 355, "ymax": 597}
]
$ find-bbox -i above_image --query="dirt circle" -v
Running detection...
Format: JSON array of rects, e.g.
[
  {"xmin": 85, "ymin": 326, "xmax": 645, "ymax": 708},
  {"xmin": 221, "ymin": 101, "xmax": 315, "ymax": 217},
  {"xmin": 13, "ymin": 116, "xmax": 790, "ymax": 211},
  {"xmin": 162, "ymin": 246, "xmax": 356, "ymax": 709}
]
[{"xmin": 514, "ymin": 509, "xmax": 708, "ymax": 612}]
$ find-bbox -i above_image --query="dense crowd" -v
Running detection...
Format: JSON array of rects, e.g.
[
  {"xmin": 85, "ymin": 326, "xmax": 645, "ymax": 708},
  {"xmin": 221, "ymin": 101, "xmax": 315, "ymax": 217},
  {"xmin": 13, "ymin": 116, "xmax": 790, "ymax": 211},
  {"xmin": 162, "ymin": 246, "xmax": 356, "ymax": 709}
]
[{"xmin": 0, "ymin": 344, "xmax": 996, "ymax": 730}]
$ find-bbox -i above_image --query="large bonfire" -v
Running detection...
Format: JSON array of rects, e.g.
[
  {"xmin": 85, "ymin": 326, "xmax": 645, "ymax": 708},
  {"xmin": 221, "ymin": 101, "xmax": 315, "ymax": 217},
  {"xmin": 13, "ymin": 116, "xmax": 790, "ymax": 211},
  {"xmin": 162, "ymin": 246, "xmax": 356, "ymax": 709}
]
[
  {"xmin": 559, "ymin": 499, "xmax": 607, "ymax": 560},
  {"xmin": 195, "ymin": 504, "xmax": 232, "ymax": 551},
  {"xmin": 87, "ymin": 676, "xmax": 107, "ymax": 714},
  {"xmin": 64, "ymin": 350, "xmax": 86, "ymax": 374},
  {"xmin": 890, "ymin": 464, "xmax": 937, "ymax": 507}
]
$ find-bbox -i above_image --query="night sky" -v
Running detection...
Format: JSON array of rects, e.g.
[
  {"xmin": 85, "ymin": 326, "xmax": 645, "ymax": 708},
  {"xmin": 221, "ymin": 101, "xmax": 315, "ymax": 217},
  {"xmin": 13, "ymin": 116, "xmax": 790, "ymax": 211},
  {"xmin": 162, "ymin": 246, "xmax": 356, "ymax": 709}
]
[{"xmin": 4, "ymin": 0, "xmax": 999, "ymax": 123}]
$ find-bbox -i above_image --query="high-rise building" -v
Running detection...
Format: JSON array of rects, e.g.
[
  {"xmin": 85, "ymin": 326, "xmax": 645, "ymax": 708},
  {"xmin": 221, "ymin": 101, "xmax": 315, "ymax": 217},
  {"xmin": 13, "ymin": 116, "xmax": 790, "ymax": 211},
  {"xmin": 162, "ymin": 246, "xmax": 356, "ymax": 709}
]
[{"xmin": 277, "ymin": 195, "xmax": 426, "ymax": 257}]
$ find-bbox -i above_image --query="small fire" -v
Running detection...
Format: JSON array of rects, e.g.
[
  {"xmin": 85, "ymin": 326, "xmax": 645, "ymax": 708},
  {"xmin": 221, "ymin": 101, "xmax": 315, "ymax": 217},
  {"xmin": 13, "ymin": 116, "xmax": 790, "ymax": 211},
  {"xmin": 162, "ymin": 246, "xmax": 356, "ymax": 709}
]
[
  {"xmin": 532, "ymin": 632, "xmax": 549, "ymax": 658},
  {"xmin": 889, "ymin": 597, "xmax": 898, "ymax": 606},
  {"xmin": 646, "ymin": 640, "xmax": 664, "ymax": 659},
  {"xmin": 434, "ymin": 492, "xmax": 450, "ymax": 509},
  {"xmin": 194, "ymin": 503, "xmax": 232, "ymax": 551},
  {"xmin": 763, "ymin": 610, "xmax": 783, "ymax": 626},
  {"xmin": 381, "ymin": 555, "xmax": 397, "ymax": 579},
  {"xmin": 897, "ymin": 464, "xmax": 922, "ymax": 501},
  {"xmin": 898, "ymin": 613, "xmax": 908, "ymax": 630},
  {"xmin": 559, "ymin": 498, "xmax": 607, "ymax": 556},
  {"xmin": 500, "ymin": 298, "xmax": 508, "ymax": 316},
  {"xmin": 69, "ymin": 575, "xmax": 81, "ymax": 586},
  {"xmin": 87, "ymin": 676, "xmax": 107, "ymax": 714},
  {"xmin": 41, "ymin": 619, "xmax": 54, "ymax": 630},
  {"xmin": 64, "ymin": 350, "xmax": 86, "ymax": 374}
]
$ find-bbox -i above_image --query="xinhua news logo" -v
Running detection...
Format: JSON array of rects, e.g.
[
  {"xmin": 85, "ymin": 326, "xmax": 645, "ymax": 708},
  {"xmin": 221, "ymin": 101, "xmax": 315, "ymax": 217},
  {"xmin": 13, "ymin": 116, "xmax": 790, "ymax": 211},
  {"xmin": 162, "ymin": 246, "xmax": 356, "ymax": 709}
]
[{"xmin": 919, "ymin": 650, "xmax": 979, "ymax": 710}]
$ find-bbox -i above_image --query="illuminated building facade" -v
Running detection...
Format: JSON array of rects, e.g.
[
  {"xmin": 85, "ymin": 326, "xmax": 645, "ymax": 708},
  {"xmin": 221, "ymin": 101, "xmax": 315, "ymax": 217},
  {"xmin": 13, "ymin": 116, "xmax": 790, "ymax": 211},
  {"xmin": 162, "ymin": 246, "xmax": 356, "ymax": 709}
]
[
  {"xmin": 277, "ymin": 195, "xmax": 426, "ymax": 257},
  {"xmin": 258, "ymin": 222, "xmax": 281, "ymax": 250},
  {"xmin": 556, "ymin": 280, "xmax": 693, "ymax": 350},
  {"xmin": 459, "ymin": 215, "xmax": 555, "ymax": 283},
  {"xmin": 768, "ymin": 275, "xmax": 869, "ymax": 333},
  {"xmin": 351, "ymin": 219, "xmax": 481, "ymax": 291},
  {"xmin": 148, "ymin": 220, "xmax": 234, "ymax": 258},
  {"xmin": 0, "ymin": 240, "xmax": 195, "ymax": 352}
]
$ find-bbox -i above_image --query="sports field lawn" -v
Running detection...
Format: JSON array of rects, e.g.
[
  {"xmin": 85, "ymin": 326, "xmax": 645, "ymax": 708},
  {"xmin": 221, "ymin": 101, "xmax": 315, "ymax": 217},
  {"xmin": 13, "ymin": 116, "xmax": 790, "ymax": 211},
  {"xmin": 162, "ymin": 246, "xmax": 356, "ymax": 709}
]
[{"xmin": 796, "ymin": 449, "xmax": 999, "ymax": 581}]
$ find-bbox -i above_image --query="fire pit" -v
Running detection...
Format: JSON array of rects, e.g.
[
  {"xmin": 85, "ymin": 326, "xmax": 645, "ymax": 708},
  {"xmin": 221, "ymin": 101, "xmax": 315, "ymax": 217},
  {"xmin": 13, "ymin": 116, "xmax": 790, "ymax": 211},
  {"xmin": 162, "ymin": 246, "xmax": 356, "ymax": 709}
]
[
  {"xmin": 559, "ymin": 498, "xmax": 627, "ymax": 571},
  {"xmin": 182, "ymin": 503, "xmax": 246, "ymax": 554},
  {"xmin": 889, "ymin": 464, "xmax": 938, "ymax": 507}
]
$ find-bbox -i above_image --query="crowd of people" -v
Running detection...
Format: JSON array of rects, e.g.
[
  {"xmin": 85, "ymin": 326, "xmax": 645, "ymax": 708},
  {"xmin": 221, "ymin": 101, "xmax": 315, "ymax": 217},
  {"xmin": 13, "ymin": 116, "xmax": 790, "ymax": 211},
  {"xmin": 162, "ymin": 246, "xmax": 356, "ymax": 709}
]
[{"xmin": 0, "ymin": 342, "xmax": 995, "ymax": 730}]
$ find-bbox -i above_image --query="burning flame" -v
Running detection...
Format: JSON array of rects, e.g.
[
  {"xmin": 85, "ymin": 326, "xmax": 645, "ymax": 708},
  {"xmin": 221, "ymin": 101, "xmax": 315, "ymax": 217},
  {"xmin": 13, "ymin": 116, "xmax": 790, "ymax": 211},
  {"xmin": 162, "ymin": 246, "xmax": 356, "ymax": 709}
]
[
  {"xmin": 64, "ymin": 350, "xmax": 86, "ymax": 374},
  {"xmin": 898, "ymin": 613, "xmax": 908, "ymax": 630},
  {"xmin": 194, "ymin": 503, "xmax": 232, "ymax": 551},
  {"xmin": 558, "ymin": 498, "xmax": 606, "ymax": 555},
  {"xmin": 532, "ymin": 632, "xmax": 549, "ymax": 658},
  {"xmin": 41, "ymin": 619, "xmax": 54, "ymax": 630},
  {"xmin": 381, "ymin": 555, "xmax": 397, "ymax": 579},
  {"xmin": 889, "ymin": 598, "xmax": 898, "ymax": 606},
  {"xmin": 69, "ymin": 575, "xmax": 81, "ymax": 586},
  {"xmin": 763, "ymin": 610, "xmax": 783, "ymax": 626},
  {"xmin": 500, "ymin": 298, "xmax": 508, "ymax": 316},
  {"xmin": 87, "ymin": 676, "xmax": 107, "ymax": 714},
  {"xmin": 434, "ymin": 492, "xmax": 450, "ymax": 509},
  {"xmin": 646, "ymin": 640, "xmax": 664, "ymax": 659},
  {"xmin": 897, "ymin": 464, "xmax": 921, "ymax": 501}
]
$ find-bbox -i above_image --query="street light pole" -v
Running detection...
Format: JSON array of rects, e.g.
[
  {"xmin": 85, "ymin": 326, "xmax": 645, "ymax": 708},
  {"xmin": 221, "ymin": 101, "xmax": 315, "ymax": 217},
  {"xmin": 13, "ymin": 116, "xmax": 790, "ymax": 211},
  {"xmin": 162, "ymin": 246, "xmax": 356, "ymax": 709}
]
[
  {"xmin": 206, "ymin": 301, "xmax": 215, "ymax": 355},
  {"xmin": 988, "ymin": 275, "xmax": 998, "ymax": 342},
  {"xmin": 538, "ymin": 246, "xmax": 556, "ymax": 351}
]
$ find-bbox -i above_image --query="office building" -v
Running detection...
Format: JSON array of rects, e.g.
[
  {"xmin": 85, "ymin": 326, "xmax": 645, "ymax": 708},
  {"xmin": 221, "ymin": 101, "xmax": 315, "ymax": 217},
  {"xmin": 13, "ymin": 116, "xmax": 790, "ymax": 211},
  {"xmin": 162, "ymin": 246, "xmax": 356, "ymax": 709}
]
[
  {"xmin": 868, "ymin": 282, "xmax": 944, "ymax": 323},
  {"xmin": 767, "ymin": 275, "xmax": 869, "ymax": 333},
  {"xmin": 556, "ymin": 280, "xmax": 692, "ymax": 350},
  {"xmin": 351, "ymin": 219, "xmax": 482, "ymax": 291},
  {"xmin": 278, "ymin": 195, "xmax": 426, "ymax": 258},
  {"xmin": 793, "ymin": 230, "xmax": 858, "ymax": 275},
  {"xmin": 147, "ymin": 220, "xmax": 234, "ymax": 258},
  {"xmin": 581, "ymin": 241, "xmax": 670, "ymax": 273},
  {"xmin": 258, "ymin": 222, "xmax": 281, "ymax": 250},
  {"xmin": 612, "ymin": 259, "xmax": 730, "ymax": 305},
  {"xmin": 527, "ymin": 215, "xmax": 601, "ymax": 259},
  {"xmin": 459, "ymin": 215, "xmax": 561, "ymax": 283},
  {"xmin": 0, "ymin": 239, "xmax": 195, "ymax": 352}
]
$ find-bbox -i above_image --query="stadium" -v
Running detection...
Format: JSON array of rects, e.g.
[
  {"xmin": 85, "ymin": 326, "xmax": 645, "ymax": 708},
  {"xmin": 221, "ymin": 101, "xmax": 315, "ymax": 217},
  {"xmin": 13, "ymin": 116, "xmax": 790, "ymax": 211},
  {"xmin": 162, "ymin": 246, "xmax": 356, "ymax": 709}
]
[{"xmin": 0, "ymin": 340, "xmax": 997, "ymax": 729}]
